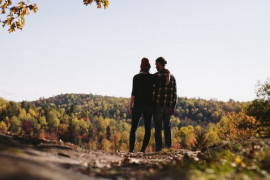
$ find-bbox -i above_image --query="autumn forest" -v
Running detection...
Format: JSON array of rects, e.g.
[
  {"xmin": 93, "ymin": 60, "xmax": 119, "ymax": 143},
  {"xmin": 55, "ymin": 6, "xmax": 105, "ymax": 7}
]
[{"xmin": 0, "ymin": 79, "xmax": 269, "ymax": 152}]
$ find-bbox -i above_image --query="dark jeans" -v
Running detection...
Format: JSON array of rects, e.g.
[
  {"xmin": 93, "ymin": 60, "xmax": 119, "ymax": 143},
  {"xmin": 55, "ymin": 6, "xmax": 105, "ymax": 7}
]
[
  {"xmin": 153, "ymin": 106, "xmax": 172, "ymax": 151},
  {"xmin": 129, "ymin": 104, "xmax": 152, "ymax": 152}
]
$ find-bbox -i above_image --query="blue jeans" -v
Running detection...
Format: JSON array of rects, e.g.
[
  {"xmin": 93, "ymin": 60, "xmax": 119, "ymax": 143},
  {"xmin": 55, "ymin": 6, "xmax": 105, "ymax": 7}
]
[
  {"xmin": 153, "ymin": 106, "xmax": 172, "ymax": 151},
  {"xmin": 129, "ymin": 104, "xmax": 152, "ymax": 152}
]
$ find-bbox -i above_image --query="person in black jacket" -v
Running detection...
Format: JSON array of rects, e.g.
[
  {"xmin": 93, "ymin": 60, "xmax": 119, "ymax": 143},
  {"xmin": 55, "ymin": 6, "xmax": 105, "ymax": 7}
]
[
  {"xmin": 129, "ymin": 58, "xmax": 153, "ymax": 152},
  {"xmin": 129, "ymin": 58, "xmax": 170, "ymax": 152}
]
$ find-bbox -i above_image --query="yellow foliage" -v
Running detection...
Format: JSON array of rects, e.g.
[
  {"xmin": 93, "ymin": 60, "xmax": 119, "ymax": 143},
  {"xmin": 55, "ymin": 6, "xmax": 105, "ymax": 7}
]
[
  {"xmin": 28, "ymin": 108, "xmax": 36, "ymax": 117},
  {"xmin": 205, "ymin": 123, "xmax": 221, "ymax": 147},
  {"xmin": 88, "ymin": 140, "xmax": 98, "ymax": 151},
  {"xmin": 2, "ymin": 0, "xmax": 109, "ymax": 33},
  {"xmin": 120, "ymin": 143, "xmax": 128, "ymax": 151},
  {"xmin": 101, "ymin": 139, "xmax": 111, "ymax": 152},
  {"xmin": 178, "ymin": 125, "xmax": 196, "ymax": 150},
  {"xmin": 0, "ymin": 121, "xmax": 8, "ymax": 132}
]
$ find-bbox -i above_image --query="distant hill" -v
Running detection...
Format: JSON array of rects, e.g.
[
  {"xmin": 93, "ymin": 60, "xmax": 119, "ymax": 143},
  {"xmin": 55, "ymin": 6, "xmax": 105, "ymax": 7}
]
[
  {"xmin": 31, "ymin": 94, "xmax": 130, "ymax": 120},
  {"xmin": 30, "ymin": 93, "xmax": 246, "ymax": 126},
  {"xmin": 0, "ymin": 94, "xmax": 251, "ymax": 152}
]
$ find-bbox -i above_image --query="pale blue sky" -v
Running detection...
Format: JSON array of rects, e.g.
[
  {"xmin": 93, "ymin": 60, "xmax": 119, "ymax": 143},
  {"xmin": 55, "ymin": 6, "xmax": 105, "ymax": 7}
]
[{"xmin": 0, "ymin": 0, "xmax": 269, "ymax": 102}]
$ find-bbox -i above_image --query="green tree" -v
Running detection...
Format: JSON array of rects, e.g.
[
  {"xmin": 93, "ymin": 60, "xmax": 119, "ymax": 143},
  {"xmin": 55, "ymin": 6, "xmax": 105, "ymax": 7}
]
[
  {"xmin": 10, "ymin": 116, "xmax": 21, "ymax": 133},
  {"xmin": 38, "ymin": 116, "xmax": 47, "ymax": 129},
  {"xmin": 171, "ymin": 115, "xmax": 180, "ymax": 128},
  {"xmin": 47, "ymin": 110, "xmax": 60, "ymax": 133},
  {"xmin": 0, "ymin": 97, "xmax": 7, "ymax": 120},
  {"xmin": 246, "ymin": 79, "xmax": 270, "ymax": 136},
  {"xmin": 193, "ymin": 126, "xmax": 208, "ymax": 150},
  {"xmin": 3, "ymin": 101, "xmax": 19, "ymax": 118},
  {"xmin": 30, "ymin": 117, "xmax": 41, "ymax": 137},
  {"xmin": 178, "ymin": 125, "xmax": 196, "ymax": 150},
  {"xmin": 205, "ymin": 123, "xmax": 220, "ymax": 147},
  {"xmin": 216, "ymin": 115, "xmax": 237, "ymax": 140}
]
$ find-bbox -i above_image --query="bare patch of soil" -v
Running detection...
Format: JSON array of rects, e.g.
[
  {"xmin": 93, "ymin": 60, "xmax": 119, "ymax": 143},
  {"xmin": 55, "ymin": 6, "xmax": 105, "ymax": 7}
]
[{"xmin": 0, "ymin": 132, "xmax": 198, "ymax": 180}]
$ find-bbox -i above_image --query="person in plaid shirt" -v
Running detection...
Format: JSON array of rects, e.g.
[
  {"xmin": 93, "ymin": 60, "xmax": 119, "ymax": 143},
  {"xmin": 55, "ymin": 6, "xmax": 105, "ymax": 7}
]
[{"xmin": 153, "ymin": 57, "xmax": 177, "ymax": 151}]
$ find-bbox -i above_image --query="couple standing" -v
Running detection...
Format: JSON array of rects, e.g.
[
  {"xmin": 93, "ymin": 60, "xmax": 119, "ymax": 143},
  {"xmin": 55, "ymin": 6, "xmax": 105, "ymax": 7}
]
[{"xmin": 129, "ymin": 57, "xmax": 177, "ymax": 152}]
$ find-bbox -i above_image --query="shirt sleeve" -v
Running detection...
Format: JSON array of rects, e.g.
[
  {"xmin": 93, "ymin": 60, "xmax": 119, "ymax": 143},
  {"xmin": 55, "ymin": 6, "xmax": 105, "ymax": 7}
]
[
  {"xmin": 131, "ymin": 76, "xmax": 136, "ymax": 96},
  {"xmin": 172, "ymin": 76, "xmax": 177, "ymax": 108}
]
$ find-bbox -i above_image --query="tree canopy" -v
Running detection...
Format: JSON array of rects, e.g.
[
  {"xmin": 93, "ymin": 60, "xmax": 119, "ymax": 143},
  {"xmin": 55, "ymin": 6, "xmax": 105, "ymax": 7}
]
[
  {"xmin": 0, "ymin": 93, "xmax": 251, "ymax": 152},
  {"xmin": 246, "ymin": 79, "xmax": 270, "ymax": 136},
  {"xmin": 0, "ymin": 0, "xmax": 109, "ymax": 33}
]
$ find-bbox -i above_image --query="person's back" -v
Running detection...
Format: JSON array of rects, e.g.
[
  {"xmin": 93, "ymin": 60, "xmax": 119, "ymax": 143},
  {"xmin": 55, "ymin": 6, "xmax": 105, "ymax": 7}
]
[
  {"xmin": 152, "ymin": 57, "xmax": 177, "ymax": 152},
  {"xmin": 132, "ymin": 73, "xmax": 153, "ymax": 107},
  {"xmin": 129, "ymin": 58, "xmax": 154, "ymax": 153},
  {"xmin": 153, "ymin": 69, "xmax": 177, "ymax": 108}
]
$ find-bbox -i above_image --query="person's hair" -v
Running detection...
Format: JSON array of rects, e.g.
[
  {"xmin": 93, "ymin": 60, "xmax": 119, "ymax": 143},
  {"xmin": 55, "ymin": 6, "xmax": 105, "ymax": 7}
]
[
  {"xmin": 155, "ymin": 57, "xmax": 167, "ymax": 66},
  {"xmin": 140, "ymin": 57, "xmax": 151, "ymax": 73}
]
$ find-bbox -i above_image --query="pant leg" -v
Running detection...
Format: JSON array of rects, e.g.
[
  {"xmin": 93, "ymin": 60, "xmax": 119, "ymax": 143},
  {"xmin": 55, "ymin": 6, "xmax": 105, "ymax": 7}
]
[
  {"xmin": 153, "ymin": 107, "xmax": 163, "ymax": 152},
  {"xmin": 129, "ymin": 105, "xmax": 142, "ymax": 152},
  {"xmin": 163, "ymin": 107, "xmax": 172, "ymax": 148},
  {"xmin": 140, "ymin": 106, "xmax": 152, "ymax": 152}
]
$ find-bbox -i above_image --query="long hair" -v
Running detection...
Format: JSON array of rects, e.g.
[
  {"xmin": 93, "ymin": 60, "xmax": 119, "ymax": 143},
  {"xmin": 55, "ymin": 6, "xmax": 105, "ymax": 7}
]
[{"xmin": 140, "ymin": 57, "xmax": 151, "ymax": 73}]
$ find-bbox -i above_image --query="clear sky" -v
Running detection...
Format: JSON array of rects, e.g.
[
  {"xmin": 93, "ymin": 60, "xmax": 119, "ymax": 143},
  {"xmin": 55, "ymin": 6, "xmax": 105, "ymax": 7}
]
[{"xmin": 0, "ymin": 0, "xmax": 269, "ymax": 102}]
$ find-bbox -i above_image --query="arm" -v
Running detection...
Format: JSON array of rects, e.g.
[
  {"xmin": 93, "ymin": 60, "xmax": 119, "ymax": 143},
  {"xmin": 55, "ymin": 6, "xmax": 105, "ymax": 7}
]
[
  {"xmin": 165, "ymin": 69, "xmax": 171, "ymax": 86},
  {"xmin": 129, "ymin": 96, "xmax": 135, "ymax": 115},
  {"xmin": 130, "ymin": 76, "xmax": 136, "ymax": 115},
  {"xmin": 171, "ymin": 76, "xmax": 177, "ymax": 115}
]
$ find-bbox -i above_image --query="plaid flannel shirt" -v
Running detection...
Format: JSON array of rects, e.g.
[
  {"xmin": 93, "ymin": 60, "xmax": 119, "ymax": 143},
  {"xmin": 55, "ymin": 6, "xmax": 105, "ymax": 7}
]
[{"xmin": 153, "ymin": 69, "xmax": 177, "ymax": 108}]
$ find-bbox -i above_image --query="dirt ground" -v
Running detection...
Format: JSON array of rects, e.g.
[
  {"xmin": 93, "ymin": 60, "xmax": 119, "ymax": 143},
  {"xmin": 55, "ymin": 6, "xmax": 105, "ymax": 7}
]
[{"xmin": 0, "ymin": 132, "xmax": 199, "ymax": 180}]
